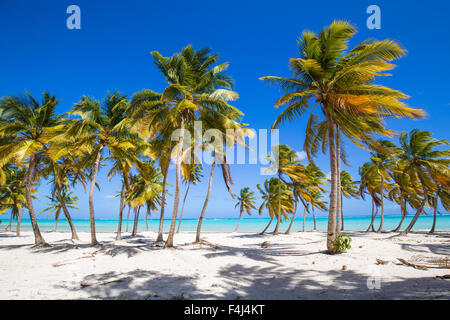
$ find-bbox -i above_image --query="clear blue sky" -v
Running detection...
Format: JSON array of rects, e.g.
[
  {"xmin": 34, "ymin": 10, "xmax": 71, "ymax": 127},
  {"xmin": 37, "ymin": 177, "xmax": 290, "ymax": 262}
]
[{"xmin": 1, "ymin": 0, "xmax": 449, "ymax": 220}]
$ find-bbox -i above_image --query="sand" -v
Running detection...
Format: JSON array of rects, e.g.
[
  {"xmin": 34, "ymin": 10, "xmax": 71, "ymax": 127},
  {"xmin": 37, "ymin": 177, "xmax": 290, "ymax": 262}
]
[{"xmin": 0, "ymin": 230, "xmax": 449, "ymax": 300}]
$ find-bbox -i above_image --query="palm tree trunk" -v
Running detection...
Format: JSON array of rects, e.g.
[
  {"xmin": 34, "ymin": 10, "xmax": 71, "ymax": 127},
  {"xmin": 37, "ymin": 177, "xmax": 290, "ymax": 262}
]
[
  {"xmin": 126, "ymin": 205, "xmax": 131, "ymax": 232},
  {"xmin": 393, "ymin": 198, "xmax": 407, "ymax": 232},
  {"xmin": 429, "ymin": 191, "xmax": 438, "ymax": 234},
  {"xmin": 165, "ymin": 118, "xmax": 185, "ymax": 248},
  {"xmin": 302, "ymin": 206, "xmax": 306, "ymax": 232},
  {"xmin": 88, "ymin": 145, "xmax": 104, "ymax": 246},
  {"xmin": 26, "ymin": 153, "xmax": 46, "ymax": 246},
  {"xmin": 341, "ymin": 192, "xmax": 344, "ymax": 231},
  {"xmin": 285, "ymin": 202, "xmax": 297, "ymax": 234},
  {"xmin": 55, "ymin": 186, "xmax": 79, "ymax": 240},
  {"xmin": 52, "ymin": 208, "xmax": 61, "ymax": 232},
  {"xmin": 335, "ymin": 126, "xmax": 342, "ymax": 235},
  {"xmin": 132, "ymin": 206, "xmax": 140, "ymax": 237},
  {"xmin": 195, "ymin": 156, "xmax": 216, "ymax": 243},
  {"xmin": 260, "ymin": 216, "xmax": 274, "ymax": 234},
  {"xmin": 402, "ymin": 181, "xmax": 428, "ymax": 235},
  {"xmin": 325, "ymin": 110, "xmax": 338, "ymax": 253},
  {"xmin": 5, "ymin": 214, "xmax": 13, "ymax": 231},
  {"xmin": 177, "ymin": 182, "xmax": 190, "ymax": 233},
  {"xmin": 16, "ymin": 208, "xmax": 23, "ymax": 237},
  {"xmin": 376, "ymin": 176, "xmax": 385, "ymax": 233},
  {"xmin": 312, "ymin": 207, "xmax": 317, "ymax": 231},
  {"xmin": 115, "ymin": 182, "xmax": 126, "ymax": 240},
  {"xmin": 145, "ymin": 208, "xmax": 149, "ymax": 231},
  {"xmin": 234, "ymin": 207, "xmax": 243, "ymax": 233},
  {"xmin": 157, "ymin": 165, "xmax": 168, "ymax": 242},
  {"xmin": 273, "ymin": 171, "xmax": 282, "ymax": 235}
]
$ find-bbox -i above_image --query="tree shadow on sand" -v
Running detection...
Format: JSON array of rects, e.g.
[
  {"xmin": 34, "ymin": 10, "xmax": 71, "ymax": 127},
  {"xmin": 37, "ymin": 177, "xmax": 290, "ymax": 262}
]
[{"xmin": 62, "ymin": 263, "xmax": 450, "ymax": 300}]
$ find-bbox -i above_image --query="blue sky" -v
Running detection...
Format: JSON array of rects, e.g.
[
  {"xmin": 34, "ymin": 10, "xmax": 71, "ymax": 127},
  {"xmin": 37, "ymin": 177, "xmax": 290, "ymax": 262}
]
[{"xmin": 0, "ymin": 0, "xmax": 449, "ymax": 220}]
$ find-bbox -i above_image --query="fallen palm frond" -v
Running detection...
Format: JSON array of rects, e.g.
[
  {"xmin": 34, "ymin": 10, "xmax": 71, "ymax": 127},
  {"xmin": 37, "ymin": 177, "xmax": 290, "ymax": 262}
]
[{"xmin": 397, "ymin": 257, "xmax": 450, "ymax": 270}]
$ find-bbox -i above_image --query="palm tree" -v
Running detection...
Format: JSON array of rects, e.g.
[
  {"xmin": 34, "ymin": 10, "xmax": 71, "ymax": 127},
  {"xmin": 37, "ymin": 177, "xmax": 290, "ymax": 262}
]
[
  {"xmin": 0, "ymin": 165, "xmax": 29, "ymax": 236},
  {"xmin": 66, "ymin": 91, "xmax": 138, "ymax": 246},
  {"xmin": 0, "ymin": 92, "xmax": 65, "ymax": 246},
  {"xmin": 397, "ymin": 130, "xmax": 449, "ymax": 234},
  {"xmin": 339, "ymin": 171, "xmax": 359, "ymax": 230},
  {"xmin": 177, "ymin": 163, "xmax": 203, "ymax": 233},
  {"xmin": 39, "ymin": 190, "xmax": 79, "ymax": 232},
  {"xmin": 125, "ymin": 162, "xmax": 163, "ymax": 237},
  {"xmin": 234, "ymin": 187, "xmax": 257, "ymax": 232},
  {"xmin": 261, "ymin": 21, "xmax": 424, "ymax": 252},
  {"xmin": 131, "ymin": 46, "xmax": 241, "ymax": 247},
  {"xmin": 257, "ymin": 178, "xmax": 295, "ymax": 234},
  {"xmin": 265, "ymin": 145, "xmax": 308, "ymax": 235}
]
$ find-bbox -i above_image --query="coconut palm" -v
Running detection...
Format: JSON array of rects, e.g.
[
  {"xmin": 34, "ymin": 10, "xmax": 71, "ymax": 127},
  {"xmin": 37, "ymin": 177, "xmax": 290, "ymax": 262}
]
[
  {"xmin": 0, "ymin": 92, "xmax": 65, "ymax": 246},
  {"xmin": 261, "ymin": 21, "xmax": 424, "ymax": 252},
  {"xmin": 397, "ymin": 130, "xmax": 449, "ymax": 234},
  {"xmin": 234, "ymin": 187, "xmax": 257, "ymax": 232},
  {"xmin": 0, "ymin": 165, "xmax": 29, "ymax": 236},
  {"xmin": 339, "ymin": 171, "xmax": 359, "ymax": 230},
  {"xmin": 65, "ymin": 91, "xmax": 139, "ymax": 246},
  {"xmin": 39, "ymin": 190, "xmax": 79, "ymax": 232},
  {"xmin": 257, "ymin": 178, "xmax": 295, "ymax": 234},
  {"xmin": 265, "ymin": 144, "xmax": 308, "ymax": 235},
  {"xmin": 177, "ymin": 163, "xmax": 203, "ymax": 233},
  {"xmin": 131, "ymin": 45, "xmax": 241, "ymax": 247}
]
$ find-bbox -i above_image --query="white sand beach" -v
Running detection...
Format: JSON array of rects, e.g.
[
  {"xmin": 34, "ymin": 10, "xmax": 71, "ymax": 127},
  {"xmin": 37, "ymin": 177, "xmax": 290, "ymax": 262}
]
[{"xmin": 0, "ymin": 230, "xmax": 449, "ymax": 300}]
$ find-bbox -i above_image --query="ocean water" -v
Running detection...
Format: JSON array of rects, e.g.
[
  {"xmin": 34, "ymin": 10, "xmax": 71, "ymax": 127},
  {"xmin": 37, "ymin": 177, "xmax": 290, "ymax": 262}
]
[{"xmin": 4, "ymin": 215, "xmax": 450, "ymax": 233}]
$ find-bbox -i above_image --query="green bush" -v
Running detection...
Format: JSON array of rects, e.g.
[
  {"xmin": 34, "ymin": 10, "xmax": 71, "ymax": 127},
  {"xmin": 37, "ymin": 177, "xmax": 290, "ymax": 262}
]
[{"xmin": 333, "ymin": 233, "xmax": 352, "ymax": 253}]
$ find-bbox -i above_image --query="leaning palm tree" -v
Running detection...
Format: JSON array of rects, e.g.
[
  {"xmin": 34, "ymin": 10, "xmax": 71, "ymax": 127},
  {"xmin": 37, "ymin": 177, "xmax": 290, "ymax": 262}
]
[
  {"xmin": 265, "ymin": 145, "xmax": 308, "ymax": 235},
  {"xmin": 257, "ymin": 178, "xmax": 295, "ymax": 234},
  {"xmin": 132, "ymin": 45, "xmax": 242, "ymax": 248},
  {"xmin": 0, "ymin": 165, "xmax": 29, "ymax": 236},
  {"xmin": 65, "ymin": 91, "xmax": 138, "ymax": 246},
  {"xmin": 177, "ymin": 163, "xmax": 203, "ymax": 233},
  {"xmin": 234, "ymin": 187, "xmax": 257, "ymax": 232},
  {"xmin": 397, "ymin": 130, "xmax": 449, "ymax": 234},
  {"xmin": 339, "ymin": 171, "xmax": 359, "ymax": 230},
  {"xmin": 0, "ymin": 92, "xmax": 65, "ymax": 246},
  {"xmin": 261, "ymin": 21, "xmax": 424, "ymax": 252},
  {"xmin": 39, "ymin": 190, "xmax": 79, "ymax": 232}
]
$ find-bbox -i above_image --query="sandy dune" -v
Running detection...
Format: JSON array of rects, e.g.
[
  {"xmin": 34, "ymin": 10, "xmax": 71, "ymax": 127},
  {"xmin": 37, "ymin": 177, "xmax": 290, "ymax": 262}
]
[{"xmin": 0, "ymin": 230, "xmax": 449, "ymax": 300}]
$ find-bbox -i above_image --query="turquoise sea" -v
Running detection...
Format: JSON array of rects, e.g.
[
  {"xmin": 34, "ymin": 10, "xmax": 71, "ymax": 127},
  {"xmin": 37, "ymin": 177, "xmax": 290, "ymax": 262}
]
[{"xmin": 4, "ymin": 215, "xmax": 450, "ymax": 233}]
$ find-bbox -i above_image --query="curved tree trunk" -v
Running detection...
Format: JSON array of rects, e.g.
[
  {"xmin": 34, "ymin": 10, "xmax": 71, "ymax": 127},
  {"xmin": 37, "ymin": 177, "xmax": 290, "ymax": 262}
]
[
  {"xmin": 195, "ymin": 156, "xmax": 216, "ymax": 243},
  {"xmin": 16, "ymin": 208, "xmax": 23, "ymax": 237},
  {"xmin": 126, "ymin": 206, "xmax": 131, "ymax": 232},
  {"xmin": 341, "ymin": 193, "xmax": 344, "ymax": 231},
  {"xmin": 234, "ymin": 207, "xmax": 243, "ymax": 233},
  {"xmin": 52, "ymin": 208, "xmax": 61, "ymax": 232},
  {"xmin": 273, "ymin": 171, "xmax": 282, "ymax": 235},
  {"xmin": 376, "ymin": 176, "xmax": 385, "ymax": 233},
  {"xmin": 177, "ymin": 182, "xmax": 190, "ymax": 233},
  {"xmin": 312, "ymin": 207, "xmax": 317, "ymax": 231},
  {"xmin": 393, "ymin": 199, "xmax": 407, "ymax": 232},
  {"xmin": 165, "ymin": 118, "xmax": 185, "ymax": 248},
  {"xmin": 402, "ymin": 181, "xmax": 428, "ymax": 235},
  {"xmin": 88, "ymin": 145, "xmax": 104, "ymax": 246},
  {"xmin": 26, "ymin": 153, "xmax": 47, "ymax": 246},
  {"xmin": 335, "ymin": 126, "xmax": 342, "ymax": 235},
  {"xmin": 5, "ymin": 214, "xmax": 13, "ymax": 231},
  {"xmin": 131, "ymin": 206, "xmax": 141, "ymax": 238},
  {"xmin": 325, "ymin": 110, "xmax": 338, "ymax": 253},
  {"xmin": 157, "ymin": 165, "xmax": 168, "ymax": 242},
  {"xmin": 115, "ymin": 182, "xmax": 126, "ymax": 240},
  {"xmin": 285, "ymin": 202, "xmax": 297, "ymax": 234},
  {"xmin": 145, "ymin": 207, "xmax": 149, "ymax": 231},
  {"xmin": 429, "ymin": 191, "xmax": 438, "ymax": 234},
  {"xmin": 366, "ymin": 198, "xmax": 375, "ymax": 232},
  {"xmin": 302, "ymin": 206, "xmax": 306, "ymax": 232},
  {"xmin": 260, "ymin": 216, "xmax": 274, "ymax": 234},
  {"xmin": 55, "ymin": 186, "xmax": 79, "ymax": 240}
]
